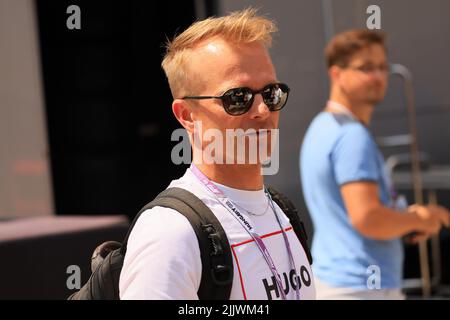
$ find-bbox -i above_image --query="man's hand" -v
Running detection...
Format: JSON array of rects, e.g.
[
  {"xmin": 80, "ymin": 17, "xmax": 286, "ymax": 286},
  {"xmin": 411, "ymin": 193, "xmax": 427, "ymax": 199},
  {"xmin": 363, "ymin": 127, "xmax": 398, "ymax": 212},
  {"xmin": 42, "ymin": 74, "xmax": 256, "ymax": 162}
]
[{"xmin": 406, "ymin": 204, "xmax": 450, "ymax": 243}]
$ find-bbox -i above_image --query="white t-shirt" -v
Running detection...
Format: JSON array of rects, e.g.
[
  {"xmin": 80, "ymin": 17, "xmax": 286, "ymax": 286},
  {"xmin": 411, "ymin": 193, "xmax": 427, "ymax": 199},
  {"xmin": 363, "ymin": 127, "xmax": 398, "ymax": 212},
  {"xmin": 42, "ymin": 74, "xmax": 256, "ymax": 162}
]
[{"xmin": 119, "ymin": 168, "xmax": 316, "ymax": 300}]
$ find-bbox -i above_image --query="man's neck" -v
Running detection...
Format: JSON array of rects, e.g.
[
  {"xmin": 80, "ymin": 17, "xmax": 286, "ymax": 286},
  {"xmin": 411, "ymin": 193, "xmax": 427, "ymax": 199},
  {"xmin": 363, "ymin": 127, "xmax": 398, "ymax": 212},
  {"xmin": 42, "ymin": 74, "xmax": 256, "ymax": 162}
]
[
  {"xmin": 193, "ymin": 162, "xmax": 264, "ymax": 191},
  {"xmin": 329, "ymin": 90, "xmax": 374, "ymax": 126}
]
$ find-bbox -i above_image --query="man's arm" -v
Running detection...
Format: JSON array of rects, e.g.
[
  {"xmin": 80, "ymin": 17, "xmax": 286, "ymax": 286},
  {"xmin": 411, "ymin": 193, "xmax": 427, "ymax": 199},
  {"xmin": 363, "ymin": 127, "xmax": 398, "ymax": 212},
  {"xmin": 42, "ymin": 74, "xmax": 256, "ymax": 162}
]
[
  {"xmin": 341, "ymin": 181, "xmax": 449, "ymax": 241},
  {"xmin": 119, "ymin": 207, "xmax": 202, "ymax": 299}
]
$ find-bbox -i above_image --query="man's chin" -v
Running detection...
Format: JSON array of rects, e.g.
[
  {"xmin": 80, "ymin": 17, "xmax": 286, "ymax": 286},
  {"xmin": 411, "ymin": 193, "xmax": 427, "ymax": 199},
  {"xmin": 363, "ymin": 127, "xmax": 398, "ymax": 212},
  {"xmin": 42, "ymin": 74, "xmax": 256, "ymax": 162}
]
[
  {"xmin": 367, "ymin": 94, "xmax": 386, "ymax": 105},
  {"xmin": 368, "ymin": 88, "xmax": 387, "ymax": 104}
]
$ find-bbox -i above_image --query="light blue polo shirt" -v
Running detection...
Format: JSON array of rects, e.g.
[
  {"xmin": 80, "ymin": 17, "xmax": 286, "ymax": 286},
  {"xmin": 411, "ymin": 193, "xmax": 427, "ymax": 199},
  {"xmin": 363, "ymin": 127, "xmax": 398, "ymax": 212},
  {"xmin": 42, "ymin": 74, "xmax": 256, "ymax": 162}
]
[{"xmin": 300, "ymin": 111, "xmax": 403, "ymax": 289}]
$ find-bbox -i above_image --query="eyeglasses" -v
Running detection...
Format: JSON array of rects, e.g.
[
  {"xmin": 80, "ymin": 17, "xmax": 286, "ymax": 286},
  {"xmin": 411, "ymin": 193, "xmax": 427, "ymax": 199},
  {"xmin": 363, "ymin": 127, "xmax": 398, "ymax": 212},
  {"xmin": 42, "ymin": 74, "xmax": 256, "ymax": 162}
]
[
  {"xmin": 182, "ymin": 83, "xmax": 290, "ymax": 116},
  {"xmin": 347, "ymin": 64, "xmax": 390, "ymax": 75}
]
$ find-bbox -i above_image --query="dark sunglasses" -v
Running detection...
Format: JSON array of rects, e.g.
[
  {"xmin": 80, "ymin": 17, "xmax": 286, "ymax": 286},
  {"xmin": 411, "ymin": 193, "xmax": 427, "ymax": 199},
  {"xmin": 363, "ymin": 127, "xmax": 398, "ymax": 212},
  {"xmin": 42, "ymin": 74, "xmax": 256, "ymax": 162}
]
[{"xmin": 182, "ymin": 83, "xmax": 290, "ymax": 116}]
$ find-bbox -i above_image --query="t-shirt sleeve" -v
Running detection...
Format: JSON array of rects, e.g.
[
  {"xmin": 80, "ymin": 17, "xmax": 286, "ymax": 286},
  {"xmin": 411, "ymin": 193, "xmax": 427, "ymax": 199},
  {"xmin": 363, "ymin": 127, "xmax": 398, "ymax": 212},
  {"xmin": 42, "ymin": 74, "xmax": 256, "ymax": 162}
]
[
  {"xmin": 119, "ymin": 207, "xmax": 202, "ymax": 300},
  {"xmin": 331, "ymin": 124, "xmax": 380, "ymax": 186}
]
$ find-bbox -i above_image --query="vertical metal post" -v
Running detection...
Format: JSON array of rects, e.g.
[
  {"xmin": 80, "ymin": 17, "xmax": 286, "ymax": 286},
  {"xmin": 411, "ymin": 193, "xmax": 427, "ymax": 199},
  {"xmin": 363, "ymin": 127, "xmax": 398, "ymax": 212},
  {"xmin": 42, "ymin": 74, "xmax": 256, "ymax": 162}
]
[
  {"xmin": 390, "ymin": 64, "xmax": 431, "ymax": 298},
  {"xmin": 428, "ymin": 190, "xmax": 441, "ymax": 288}
]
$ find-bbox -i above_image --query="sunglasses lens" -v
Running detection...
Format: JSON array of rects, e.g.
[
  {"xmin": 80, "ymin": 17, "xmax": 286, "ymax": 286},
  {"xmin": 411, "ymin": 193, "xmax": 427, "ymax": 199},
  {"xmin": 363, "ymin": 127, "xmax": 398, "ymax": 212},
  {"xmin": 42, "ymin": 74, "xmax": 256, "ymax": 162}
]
[
  {"xmin": 262, "ymin": 83, "xmax": 289, "ymax": 111},
  {"xmin": 223, "ymin": 88, "xmax": 253, "ymax": 115},
  {"xmin": 221, "ymin": 83, "xmax": 289, "ymax": 115}
]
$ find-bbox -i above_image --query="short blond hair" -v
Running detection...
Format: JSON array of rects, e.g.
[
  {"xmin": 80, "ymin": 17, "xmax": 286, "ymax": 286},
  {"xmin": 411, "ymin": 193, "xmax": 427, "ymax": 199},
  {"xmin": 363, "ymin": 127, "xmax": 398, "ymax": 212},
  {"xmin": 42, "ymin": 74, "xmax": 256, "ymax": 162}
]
[{"xmin": 161, "ymin": 8, "xmax": 277, "ymax": 98}]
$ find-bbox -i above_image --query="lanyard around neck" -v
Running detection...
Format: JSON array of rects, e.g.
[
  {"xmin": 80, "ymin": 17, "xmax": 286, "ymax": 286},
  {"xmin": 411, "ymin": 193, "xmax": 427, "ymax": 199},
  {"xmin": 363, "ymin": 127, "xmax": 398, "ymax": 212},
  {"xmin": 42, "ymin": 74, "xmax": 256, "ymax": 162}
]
[{"xmin": 190, "ymin": 164, "xmax": 301, "ymax": 300}]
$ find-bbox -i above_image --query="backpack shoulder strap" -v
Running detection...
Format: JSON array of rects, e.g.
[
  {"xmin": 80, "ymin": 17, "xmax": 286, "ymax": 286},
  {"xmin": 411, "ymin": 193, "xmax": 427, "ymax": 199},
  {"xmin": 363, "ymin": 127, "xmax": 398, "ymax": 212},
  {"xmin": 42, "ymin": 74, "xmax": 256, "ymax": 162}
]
[
  {"xmin": 266, "ymin": 186, "xmax": 313, "ymax": 265},
  {"xmin": 122, "ymin": 187, "xmax": 233, "ymax": 300}
]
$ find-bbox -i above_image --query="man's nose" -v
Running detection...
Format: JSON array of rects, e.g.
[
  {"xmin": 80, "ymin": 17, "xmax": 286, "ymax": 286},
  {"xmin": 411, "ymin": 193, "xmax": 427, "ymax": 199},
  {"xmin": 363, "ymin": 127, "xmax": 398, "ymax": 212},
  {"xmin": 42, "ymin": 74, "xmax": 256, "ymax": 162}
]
[
  {"xmin": 372, "ymin": 67, "xmax": 389, "ymax": 78},
  {"xmin": 248, "ymin": 94, "xmax": 270, "ymax": 119},
  {"xmin": 372, "ymin": 70, "xmax": 388, "ymax": 84}
]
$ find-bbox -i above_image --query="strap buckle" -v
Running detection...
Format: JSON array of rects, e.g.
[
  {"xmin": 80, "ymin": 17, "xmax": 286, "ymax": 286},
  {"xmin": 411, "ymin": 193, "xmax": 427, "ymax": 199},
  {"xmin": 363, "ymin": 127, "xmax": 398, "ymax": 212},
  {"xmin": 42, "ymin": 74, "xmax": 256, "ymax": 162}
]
[{"xmin": 211, "ymin": 264, "xmax": 232, "ymax": 286}]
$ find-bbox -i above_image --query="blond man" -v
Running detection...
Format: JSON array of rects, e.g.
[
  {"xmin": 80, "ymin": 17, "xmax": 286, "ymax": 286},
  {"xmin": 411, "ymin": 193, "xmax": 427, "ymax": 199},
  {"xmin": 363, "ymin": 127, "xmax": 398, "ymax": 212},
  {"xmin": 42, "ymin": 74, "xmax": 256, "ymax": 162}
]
[{"xmin": 119, "ymin": 9, "xmax": 315, "ymax": 300}]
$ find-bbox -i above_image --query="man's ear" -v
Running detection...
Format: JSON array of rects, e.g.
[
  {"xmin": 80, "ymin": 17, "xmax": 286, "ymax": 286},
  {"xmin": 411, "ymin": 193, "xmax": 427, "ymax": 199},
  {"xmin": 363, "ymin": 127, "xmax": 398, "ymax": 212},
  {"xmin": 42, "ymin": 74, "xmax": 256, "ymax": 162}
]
[
  {"xmin": 328, "ymin": 65, "xmax": 341, "ymax": 83},
  {"xmin": 172, "ymin": 99, "xmax": 194, "ymax": 133}
]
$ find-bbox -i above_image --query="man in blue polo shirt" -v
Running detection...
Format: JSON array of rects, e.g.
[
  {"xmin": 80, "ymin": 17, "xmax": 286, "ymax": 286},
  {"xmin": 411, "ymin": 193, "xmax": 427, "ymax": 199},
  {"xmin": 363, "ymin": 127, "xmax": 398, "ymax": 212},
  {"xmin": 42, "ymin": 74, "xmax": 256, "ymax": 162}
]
[{"xmin": 300, "ymin": 29, "xmax": 449, "ymax": 299}]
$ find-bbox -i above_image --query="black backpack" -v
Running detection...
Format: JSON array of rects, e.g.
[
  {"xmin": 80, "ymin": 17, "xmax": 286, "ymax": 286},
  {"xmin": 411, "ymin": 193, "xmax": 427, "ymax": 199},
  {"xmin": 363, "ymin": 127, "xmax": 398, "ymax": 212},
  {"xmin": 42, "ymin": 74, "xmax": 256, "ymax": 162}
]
[{"xmin": 68, "ymin": 186, "xmax": 312, "ymax": 300}]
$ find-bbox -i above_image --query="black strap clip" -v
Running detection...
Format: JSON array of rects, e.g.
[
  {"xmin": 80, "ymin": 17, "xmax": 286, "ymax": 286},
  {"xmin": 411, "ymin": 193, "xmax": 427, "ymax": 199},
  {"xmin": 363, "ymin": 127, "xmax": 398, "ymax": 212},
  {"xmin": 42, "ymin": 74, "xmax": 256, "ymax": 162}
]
[{"xmin": 211, "ymin": 264, "xmax": 232, "ymax": 286}]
